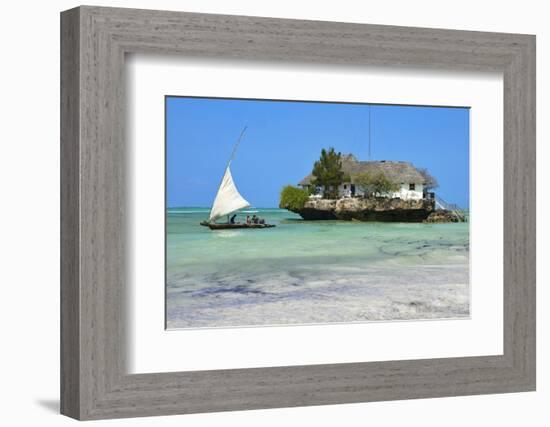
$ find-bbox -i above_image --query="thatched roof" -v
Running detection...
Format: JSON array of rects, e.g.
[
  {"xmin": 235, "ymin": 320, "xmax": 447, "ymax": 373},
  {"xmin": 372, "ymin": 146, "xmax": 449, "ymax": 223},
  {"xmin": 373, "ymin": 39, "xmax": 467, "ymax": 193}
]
[{"xmin": 298, "ymin": 154, "xmax": 426, "ymax": 186}]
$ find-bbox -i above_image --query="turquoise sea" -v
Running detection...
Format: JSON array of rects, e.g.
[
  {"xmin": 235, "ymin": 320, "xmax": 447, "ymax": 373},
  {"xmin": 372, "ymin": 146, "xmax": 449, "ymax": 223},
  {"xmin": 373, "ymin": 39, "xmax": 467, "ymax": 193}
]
[{"xmin": 166, "ymin": 208, "xmax": 470, "ymax": 329}]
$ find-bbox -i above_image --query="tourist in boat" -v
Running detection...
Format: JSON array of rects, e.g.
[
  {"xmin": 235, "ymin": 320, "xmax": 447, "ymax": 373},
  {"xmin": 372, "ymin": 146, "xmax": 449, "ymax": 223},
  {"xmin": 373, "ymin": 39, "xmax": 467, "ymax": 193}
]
[
  {"xmin": 246, "ymin": 215, "xmax": 250, "ymax": 224},
  {"xmin": 230, "ymin": 214, "xmax": 237, "ymax": 224},
  {"xmin": 251, "ymin": 214, "xmax": 257, "ymax": 224}
]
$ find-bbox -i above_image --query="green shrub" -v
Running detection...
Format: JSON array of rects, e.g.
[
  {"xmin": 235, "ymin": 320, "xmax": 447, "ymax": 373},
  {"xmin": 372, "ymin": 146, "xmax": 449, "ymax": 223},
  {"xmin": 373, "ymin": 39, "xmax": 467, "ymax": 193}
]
[
  {"xmin": 352, "ymin": 171, "xmax": 399, "ymax": 197},
  {"xmin": 279, "ymin": 185, "xmax": 310, "ymax": 211},
  {"xmin": 373, "ymin": 173, "xmax": 400, "ymax": 195}
]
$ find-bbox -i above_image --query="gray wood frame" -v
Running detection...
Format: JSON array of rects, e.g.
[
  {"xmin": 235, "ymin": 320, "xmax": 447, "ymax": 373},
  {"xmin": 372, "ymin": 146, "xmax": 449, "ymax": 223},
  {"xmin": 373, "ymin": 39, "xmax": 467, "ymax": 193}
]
[{"xmin": 60, "ymin": 5, "xmax": 536, "ymax": 420}]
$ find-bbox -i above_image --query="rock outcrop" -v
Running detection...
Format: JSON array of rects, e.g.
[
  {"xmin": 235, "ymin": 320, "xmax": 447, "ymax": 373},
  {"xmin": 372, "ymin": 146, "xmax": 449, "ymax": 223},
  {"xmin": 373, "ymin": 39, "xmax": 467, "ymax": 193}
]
[
  {"xmin": 289, "ymin": 197, "xmax": 436, "ymax": 222},
  {"xmin": 423, "ymin": 210, "xmax": 466, "ymax": 223}
]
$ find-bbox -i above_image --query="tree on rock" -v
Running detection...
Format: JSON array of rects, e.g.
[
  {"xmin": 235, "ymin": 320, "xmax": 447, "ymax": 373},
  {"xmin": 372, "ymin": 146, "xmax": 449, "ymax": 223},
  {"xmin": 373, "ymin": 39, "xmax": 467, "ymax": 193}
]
[
  {"xmin": 311, "ymin": 148, "xmax": 348, "ymax": 199},
  {"xmin": 418, "ymin": 167, "xmax": 439, "ymax": 191}
]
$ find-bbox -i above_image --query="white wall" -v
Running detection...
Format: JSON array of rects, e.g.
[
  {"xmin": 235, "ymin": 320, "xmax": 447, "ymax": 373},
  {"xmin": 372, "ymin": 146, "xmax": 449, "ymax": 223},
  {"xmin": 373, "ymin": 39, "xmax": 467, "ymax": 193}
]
[
  {"xmin": 338, "ymin": 182, "xmax": 424, "ymax": 199},
  {"xmin": 0, "ymin": 1, "xmax": 547, "ymax": 426},
  {"xmin": 393, "ymin": 183, "xmax": 424, "ymax": 200},
  {"xmin": 339, "ymin": 183, "xmax": 353, "ymax": 197}
]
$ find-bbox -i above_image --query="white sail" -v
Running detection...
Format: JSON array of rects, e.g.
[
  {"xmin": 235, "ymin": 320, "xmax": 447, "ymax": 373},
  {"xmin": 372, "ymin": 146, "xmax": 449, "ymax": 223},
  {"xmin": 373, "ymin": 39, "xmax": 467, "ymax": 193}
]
[{"xmin": 209, "ymin": 164, "xmax": 250, "ymax": 221}]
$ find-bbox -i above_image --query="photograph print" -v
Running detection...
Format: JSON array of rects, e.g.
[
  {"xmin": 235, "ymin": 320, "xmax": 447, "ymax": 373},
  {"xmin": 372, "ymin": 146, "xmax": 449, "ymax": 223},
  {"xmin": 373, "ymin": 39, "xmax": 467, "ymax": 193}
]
[{"xmin": 166, "ymin": 96, "xmax": 470, "ymax": 329}]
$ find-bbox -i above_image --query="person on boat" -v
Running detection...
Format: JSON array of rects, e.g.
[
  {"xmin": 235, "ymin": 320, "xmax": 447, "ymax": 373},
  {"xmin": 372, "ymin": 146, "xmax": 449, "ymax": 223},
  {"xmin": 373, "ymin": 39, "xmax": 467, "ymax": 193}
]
[
  {"xmin": 251, "ymin": 214, "xmax": 257, "ymax": 224},
  {"xmin": 230, "ymin": 214, "xmax": 237, "ymax": 224},
  {"xmin": 259, "ymin": 218, "xmax": 265, "ymax": 225},
  {"xmin": 246, "ymin": 215, "xmax": 250, "ymax": 224}
]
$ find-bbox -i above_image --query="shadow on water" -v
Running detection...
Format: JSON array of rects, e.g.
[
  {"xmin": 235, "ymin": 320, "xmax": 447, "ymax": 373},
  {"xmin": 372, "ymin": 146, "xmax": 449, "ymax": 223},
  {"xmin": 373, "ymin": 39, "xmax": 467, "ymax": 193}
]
[{"xmin": 278, "ymin": 217, "xmax": 305, "ymax": 223}]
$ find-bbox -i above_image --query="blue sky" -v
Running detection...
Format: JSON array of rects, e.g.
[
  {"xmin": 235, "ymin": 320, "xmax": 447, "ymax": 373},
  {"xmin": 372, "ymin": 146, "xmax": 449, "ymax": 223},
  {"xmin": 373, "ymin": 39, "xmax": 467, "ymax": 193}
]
[{"xmin": 166, "ymin": 97, "xmax": 470, "ymax": 208}]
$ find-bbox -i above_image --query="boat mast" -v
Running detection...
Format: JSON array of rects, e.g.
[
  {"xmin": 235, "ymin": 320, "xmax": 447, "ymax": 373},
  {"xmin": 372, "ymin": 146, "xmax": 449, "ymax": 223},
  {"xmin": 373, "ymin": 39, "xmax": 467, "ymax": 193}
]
[
  {"xmin": 214, "ymin": 125, "xmax": 248, "ymax": 194},
  {"xmin": 226, "ymin": 126, "xmax": 247, "ymax": 168}
]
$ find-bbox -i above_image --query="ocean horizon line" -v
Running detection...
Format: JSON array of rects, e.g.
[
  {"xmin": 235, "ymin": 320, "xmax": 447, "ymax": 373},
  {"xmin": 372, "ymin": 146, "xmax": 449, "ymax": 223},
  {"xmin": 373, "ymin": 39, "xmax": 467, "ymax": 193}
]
[{"xmin": 167, "ymin": 206, "xmax": 281, "ymax": 210}]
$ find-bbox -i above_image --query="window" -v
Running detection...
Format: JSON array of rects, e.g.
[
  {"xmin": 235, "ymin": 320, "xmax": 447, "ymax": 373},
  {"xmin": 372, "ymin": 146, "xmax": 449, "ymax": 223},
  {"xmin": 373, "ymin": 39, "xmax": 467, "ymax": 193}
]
[{"xmin": 409, "ymin": 183, "xmax": 416, "ymax": 191}]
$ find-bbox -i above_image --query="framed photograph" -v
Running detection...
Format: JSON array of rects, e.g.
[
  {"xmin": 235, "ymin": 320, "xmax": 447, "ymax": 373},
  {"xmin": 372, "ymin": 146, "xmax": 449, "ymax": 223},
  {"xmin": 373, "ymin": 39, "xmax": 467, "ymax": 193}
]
[
  {"xmin": 164, "ymin": 98, "xmax": 470, "ymax": 330},
  {"xmin": 61, "ymin": 6, "xmax": 536, "ymax": 420}
]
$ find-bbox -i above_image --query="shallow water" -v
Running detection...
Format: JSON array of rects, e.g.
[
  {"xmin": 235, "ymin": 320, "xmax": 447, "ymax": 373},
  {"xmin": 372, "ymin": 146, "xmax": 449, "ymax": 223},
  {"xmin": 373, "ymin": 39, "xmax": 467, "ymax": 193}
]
[{"xmin": 166, "ymin": 208, "xmax": 469, "ymax": 328}]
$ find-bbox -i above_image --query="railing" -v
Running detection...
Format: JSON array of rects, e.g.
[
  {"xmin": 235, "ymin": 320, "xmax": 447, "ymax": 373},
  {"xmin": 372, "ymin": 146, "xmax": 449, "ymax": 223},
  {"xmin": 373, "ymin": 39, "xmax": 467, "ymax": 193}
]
[{"xmin": 434, "ymin": 194, "xmax": 467, "ymax": 222}]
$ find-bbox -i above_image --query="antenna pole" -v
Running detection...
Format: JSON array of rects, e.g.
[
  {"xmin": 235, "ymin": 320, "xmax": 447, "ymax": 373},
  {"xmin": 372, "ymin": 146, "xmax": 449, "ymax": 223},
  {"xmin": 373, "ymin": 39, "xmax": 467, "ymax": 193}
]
[{"xmin": 368, "ymin": 105, "xmax": 372, "ymax": 160}]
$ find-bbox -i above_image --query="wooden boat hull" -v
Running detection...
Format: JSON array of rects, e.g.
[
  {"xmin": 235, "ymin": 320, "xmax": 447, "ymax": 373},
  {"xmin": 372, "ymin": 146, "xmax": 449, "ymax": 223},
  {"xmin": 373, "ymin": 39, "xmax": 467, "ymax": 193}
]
[{"xmin": 200, "ymin": 221, "xmax": 275, "ymax": 230}]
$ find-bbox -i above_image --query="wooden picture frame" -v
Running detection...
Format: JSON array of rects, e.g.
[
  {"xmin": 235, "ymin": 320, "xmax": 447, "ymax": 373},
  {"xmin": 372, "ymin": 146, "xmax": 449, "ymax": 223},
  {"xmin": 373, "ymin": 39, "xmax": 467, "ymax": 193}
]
[{"xmin": 60, "ymin": 5, "xmax": 536, "ymax": 420}]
